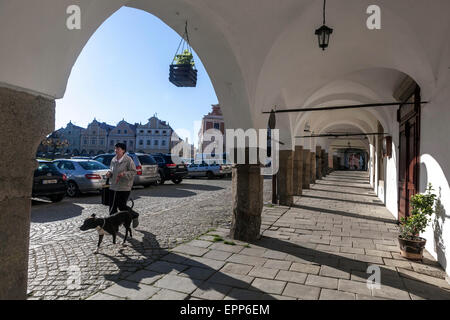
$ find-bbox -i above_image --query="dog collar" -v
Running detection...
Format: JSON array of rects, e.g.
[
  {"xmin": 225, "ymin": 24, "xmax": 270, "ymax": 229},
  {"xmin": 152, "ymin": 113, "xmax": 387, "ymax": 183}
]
[{"xmin": 95, "ymin": 219, "xmax": 106, "ymax": 236}]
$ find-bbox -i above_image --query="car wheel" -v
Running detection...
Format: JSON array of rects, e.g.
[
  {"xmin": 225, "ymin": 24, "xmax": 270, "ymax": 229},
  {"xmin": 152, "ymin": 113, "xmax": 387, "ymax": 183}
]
[
  {"xmin": 66, "ymin": 181, "xmax": 80, "ymax": 197},
  {"xmin": 157, "ymin": 172, "xmax": 165, "ymax": 185},
  {"xmin": 49, "ymin": 194, "xmax": 65, "ymax": 203},
  {"xmin": 172, "ymin": 178, "xmax": 182, "ymax": 184},
  {"xmin": 207, "ymin": 171, "xmax": 215, "ymax": 179}
]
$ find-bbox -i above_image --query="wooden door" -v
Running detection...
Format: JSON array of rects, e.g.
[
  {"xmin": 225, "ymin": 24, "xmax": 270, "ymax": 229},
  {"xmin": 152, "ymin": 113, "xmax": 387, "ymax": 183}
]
[{"xmin": 398, "ymin": 86, "xmax": 421, "ymax": 221}]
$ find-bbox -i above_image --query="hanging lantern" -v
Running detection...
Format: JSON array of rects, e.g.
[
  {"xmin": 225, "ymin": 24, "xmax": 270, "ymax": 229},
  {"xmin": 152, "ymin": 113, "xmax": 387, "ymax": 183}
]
[
  {"xmin": 315, "ymin": 25, "xmax": 333, "ymax": 50},
  {"xmin": 315, "ymin": 0, "xmax": 333, "ymax": 51}
]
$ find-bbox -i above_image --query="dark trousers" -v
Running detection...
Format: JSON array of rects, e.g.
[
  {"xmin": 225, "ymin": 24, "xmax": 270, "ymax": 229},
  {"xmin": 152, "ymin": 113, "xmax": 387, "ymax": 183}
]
[{"xmin": 109, "ymin": 190, "xmax": 131, "ymax": 215}]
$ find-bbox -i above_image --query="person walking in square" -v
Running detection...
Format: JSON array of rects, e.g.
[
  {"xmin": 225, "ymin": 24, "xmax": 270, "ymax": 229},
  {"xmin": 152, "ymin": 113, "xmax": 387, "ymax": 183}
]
[{"xmin": 106, "ymin": 143, "xmax": 137, "ymax": 218}]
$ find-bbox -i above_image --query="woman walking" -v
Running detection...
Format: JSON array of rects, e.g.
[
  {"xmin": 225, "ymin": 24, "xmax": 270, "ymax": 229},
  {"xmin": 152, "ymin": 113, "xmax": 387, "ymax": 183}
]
[{"xmin": 106, "ymin": 143, "xmax": 137, "ymax": 216}]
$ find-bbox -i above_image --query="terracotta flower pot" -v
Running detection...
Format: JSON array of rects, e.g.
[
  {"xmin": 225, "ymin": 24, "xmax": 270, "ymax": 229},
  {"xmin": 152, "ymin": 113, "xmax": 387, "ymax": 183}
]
[{"xmin": 398, "ymin": 235, "xmax": 426, "ymax": 260}]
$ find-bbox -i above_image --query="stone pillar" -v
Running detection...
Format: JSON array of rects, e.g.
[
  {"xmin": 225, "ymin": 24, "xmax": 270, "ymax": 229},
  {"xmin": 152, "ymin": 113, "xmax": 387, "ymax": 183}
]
[
  {"xmin": 230, "ymin": 148, "xmax": 263, "ymax": 242},
  {"xmin": 316, "ymin": 146, "xmax": 322, "ymax": 180},
  {"xmin": 310, "ymin": 152, "xmax": 316, "ymax": 184},
  {"xmin": 321, "ymin": 150, "xmax": 327, "ymax": 177},
  {"xmin": 0, "ymin": 87, "xmax": 55, "ymax": 299},
  {"xmin": 293, "ymin": 146, "xmax": 303, "ymax": 196},
  {"xmin": 302, "ymin": 149, "xmax": 311, "ymax": 189},
  {"xmin": 277, "ymin": 150, "xmax": 294, "ymax": 206}
]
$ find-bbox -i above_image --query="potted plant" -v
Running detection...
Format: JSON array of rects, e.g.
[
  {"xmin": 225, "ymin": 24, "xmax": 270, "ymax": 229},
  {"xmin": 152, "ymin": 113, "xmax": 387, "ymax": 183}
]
[
  {"xmin": 169, "ymin": 49, "xmax": 198, "ymax": 87},
  {"xmin": 398, "ymin": 183, "xmax": 437, "ymax": 260}
]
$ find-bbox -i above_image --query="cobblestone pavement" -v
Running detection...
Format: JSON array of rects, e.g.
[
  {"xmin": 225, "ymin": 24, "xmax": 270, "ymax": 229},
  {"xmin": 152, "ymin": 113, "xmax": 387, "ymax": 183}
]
[{"xmin": 28, "ymin": 177, "xmax": 273, "ymax": 300}]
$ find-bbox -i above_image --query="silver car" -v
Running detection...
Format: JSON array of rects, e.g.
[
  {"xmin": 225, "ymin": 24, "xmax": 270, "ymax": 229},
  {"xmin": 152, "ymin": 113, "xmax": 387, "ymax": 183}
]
[
  {"xmin": 53, "ymin": 159, "xmax": 110, "ymax": 197},
  {"xmin": 93, "ymin": 153, "xmax": 160, "ymax": 187}
]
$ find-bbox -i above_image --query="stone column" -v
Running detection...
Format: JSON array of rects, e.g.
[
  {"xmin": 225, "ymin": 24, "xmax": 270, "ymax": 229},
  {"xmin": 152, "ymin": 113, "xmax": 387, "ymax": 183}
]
[
  {"xmin": 322, "ymin": 150, "xmax": 327, "ymax": 176},
  {"xmin": 0, "ymin": 87, "xmax": 55, "ymax": 299},
  {"xmin": 230, "ymin": 148, "xmax": 263, "ymax": 242},
  {"xmin": 310, "ymin": 152, "xmax": 316, "ymax": 184},
  {"xmin": 277, "ymin": 150, "xmax": 294, "ymax": 206},
  {"xmin": 316, "ymin": 146, "xmax": 322, "ymax": 180},
  {"xmin": 293, "ymin": 146, "xmax": 303, "ymax": 196},
  {"xmin": 302, "ymin": 149, "xmax": 311, "ymax": 189}
]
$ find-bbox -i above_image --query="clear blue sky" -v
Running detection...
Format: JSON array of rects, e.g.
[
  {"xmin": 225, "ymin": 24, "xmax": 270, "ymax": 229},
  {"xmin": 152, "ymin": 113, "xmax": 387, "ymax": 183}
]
[{"xmin": 56, "ymin": 6, "xmax": 218, "ymax": 145}]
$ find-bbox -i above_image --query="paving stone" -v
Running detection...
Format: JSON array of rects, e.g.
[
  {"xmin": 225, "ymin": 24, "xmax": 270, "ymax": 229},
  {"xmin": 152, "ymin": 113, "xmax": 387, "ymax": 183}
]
[
  {"xmin": 224, "ymin": 288, "xmax": 264, "ymax": 300},
  {"xmin": 275, "ymin": 270, "xmax": 308, "ymax": 284},
  {"xmin": 319, "ymin": 289, "xmax": 355, "ymax": 300},
  {"xmin": 305, "ymin": 274, "xmax": 338, "ymax": 289},
  {"xmin": 338, "ymin": 279, "xmax": 372, "ymax": 295},
  {"xmin": 188, "ymin": 240, "xmax": 213, "ymax": 248},
  {"xmin": 263, "ymin": 260, "xmax": 292, "ymax": 271},
  {"xmin": 149, "ymin": 289, "xmax": 188, "ymax": 300},
  {"xmin": 340, "ymin": 246, "xmax": 365, "ymax": 255},
  {"xmin": 282, "ymin": 283, "xmax": 321, "ymax": 300},
  {"xmin": 397, "ymin": 268, "xmax": 450, "ymax": 289},
  {"xmin": 319, "ymin": 265, "xmax": 350, "ymax": 279},
  {"xmin": 372, "ymin": 284, "xmax": 411, "ymax": 300},
  {"xmin": 383, "ymin": 258, "xmax": 413, "ymax": 269},
  {"xmin": 240, "ymin": 247, "xmax": 267, "ymax": 257},
  {"xmin": 171, "ymin": 244, "xmax": 209, "ymax": 257},
  {"xmin": 248, "ymin": 267, "xmax": 279, "ymax": 279},
  {"xmin": 154, "ymin": 275, "xmax": 199, "ymax": 294},
  {"xmin": 126, "ymin": 269, "xmax": 164, "ymax": 285},
  {"xmin": 208, "ymin": 272, "xmax": 254, "ymax": 289},
  {"xmin": 145, "ymin": 261, "xmax": 189, "ymax": 274},
  {"xmin": 227, "ymin": 254, "xmax": 267, "ymax": 267},
  {"xmin": 365, "ymin": 249, "xmax": 392, "ymax": 258},
  {"xmin": 402, "ymin": 278, "xmax": 450, "ymax": 300},
  {"xmin": 290, "ymin": 263, "xmax": 320, "ymax": 275},
  {"xmin": 178, "ymin": 267, "xmax": 216, "ymax": 281},
  {"xmin": 221, "ymin": 263, "xmax": 253, "ymax": 275},
  {"xmin": 203, "ymin": 250, "xmax": 233, "ymax": 261},
  {"xmin": 103, "ymin": 280, "xmax": 160, "ymax": 300},
  {"xmin": 250, "ymin": 278, "xmax": 287, "ymax": 295},
  {"xmin": 208, "ymin": 243, "xmax": 244, "ymax": 253},
  {"xmin": 183, "ymin": 257, "xmax": 226, "ymax": 270},
  {"xmin": 263, "ymin": 250, "xmax": 288, "ymax": 260},
  {"xmin": 191, "ymin": 281, "xmax": 232, "ymax": 300}
]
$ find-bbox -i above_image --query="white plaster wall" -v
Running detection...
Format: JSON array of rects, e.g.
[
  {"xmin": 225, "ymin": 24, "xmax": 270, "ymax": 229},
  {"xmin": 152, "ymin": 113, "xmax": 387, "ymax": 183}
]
[{"xmin": 419, "ymin": 77, "xmax": 450, "ymax": 274}]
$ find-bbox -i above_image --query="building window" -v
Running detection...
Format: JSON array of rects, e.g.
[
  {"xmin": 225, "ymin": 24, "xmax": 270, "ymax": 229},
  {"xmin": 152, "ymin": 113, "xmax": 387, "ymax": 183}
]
[
  {"xmin": 110, "ymin": 140, "xmax": 114, "ymax": 146},
  {"xmin": 155, "ymin": 130, "xmax": 159, "ymax": 134},
  {"xmin": 140, "ymin": 130, "xmax": 144, "ymax": 134},
  {"xmin": 91, "ymin": 139, "xmax": 96, "ymax": 145},
  {"xmin": 214, "ymin": 123, "xmax": 220, "ymax": 130},
  {"xmin": 124, "ymin": 130, "xmax": 127, "ymax": 134},
  {"xmin": 162, "ymin": 130, "xmax": 167, "ymax": 135},
  {"xmin": 161, "ymin": 140, "xmax": 166, "ymax": 146},
  {"xmin": 100, "ymin": 139, "xmax": 104, "ymax": 145},
  {"xmin": 84, "ymin": 139, "xmax": 88, "ymax": 145},
  {"xmin": 154, "ymin": 140, "xmax": 159, "ymax": 146},
  {"xmin": 129, "ymin": 141, "xmax": 133, "ymax": 147},
  {"xmin": 118, "ymin": 130, "xmax": 121, "ymax": 134},
  {"xmin": 139, "ymin": 140, "xmax": 143, "ymax": 146},
  {"xmin": 147, "ymin": 140, "xmax": 151, "ymax": 146},
  {"xmin": 148, "ymin": 130, "xmax": 151, "ymax": 134},
  {"xmin": 93, "ymin": 131, "xmax": 96, "ymax": 135}
]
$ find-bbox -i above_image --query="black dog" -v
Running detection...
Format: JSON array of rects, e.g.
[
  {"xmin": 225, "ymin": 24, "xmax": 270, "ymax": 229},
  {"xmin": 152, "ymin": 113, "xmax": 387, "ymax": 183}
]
[{"xmin": 79, "ymin": 209, "xmax": 139, "ymax": 253}]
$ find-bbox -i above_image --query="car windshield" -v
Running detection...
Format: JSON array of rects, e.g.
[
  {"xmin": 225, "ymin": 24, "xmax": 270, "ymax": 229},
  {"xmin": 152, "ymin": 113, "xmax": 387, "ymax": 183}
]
[
  {"xmin": 37, "ymin": 162, "xmax": 60, "ymax": 175},
  {"xmin": 78, "ymin": 161, "xmax": 108, "ymax": 171},
  {"xmin": 138, "ymin": 155, "xmax": 156, "ymax": 165}
]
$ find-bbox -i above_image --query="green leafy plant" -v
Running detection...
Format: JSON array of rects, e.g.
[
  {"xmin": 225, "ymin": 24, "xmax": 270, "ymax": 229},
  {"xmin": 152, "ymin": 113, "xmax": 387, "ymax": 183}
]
[
  {"xmin": 174, "ymin": 49, "xmax": 195, "ymax": 66},
  {"xmin": 399, "ymin": 183, "xmax": 437, "ymax": 240}
]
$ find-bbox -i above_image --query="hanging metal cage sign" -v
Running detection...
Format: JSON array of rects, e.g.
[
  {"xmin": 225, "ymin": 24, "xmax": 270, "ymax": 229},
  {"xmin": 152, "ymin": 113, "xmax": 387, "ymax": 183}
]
[{"xmin": 169, "ymin": 22, "xmax": 198, "ymax": 87}]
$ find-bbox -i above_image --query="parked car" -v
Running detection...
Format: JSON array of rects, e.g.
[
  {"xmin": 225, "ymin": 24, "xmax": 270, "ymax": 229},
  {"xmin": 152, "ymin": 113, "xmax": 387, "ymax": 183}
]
[
  {"xmin": 151, "ymin": 153, "xmax": 188, "ymax": 184},
  {"xmin": 53, "ymin": 159, "xmax": 110, "ymax": 197},
  {"xmin": 93, "ymin": 153, "xmax": 160, "ymax": 187},
  {"xmin": 187, "ymin": 162, "xmax": 232, "ymax": 179},
  {"xmin": 32, "ymin": 160, "xmax": 68, "ymax": 202}
]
